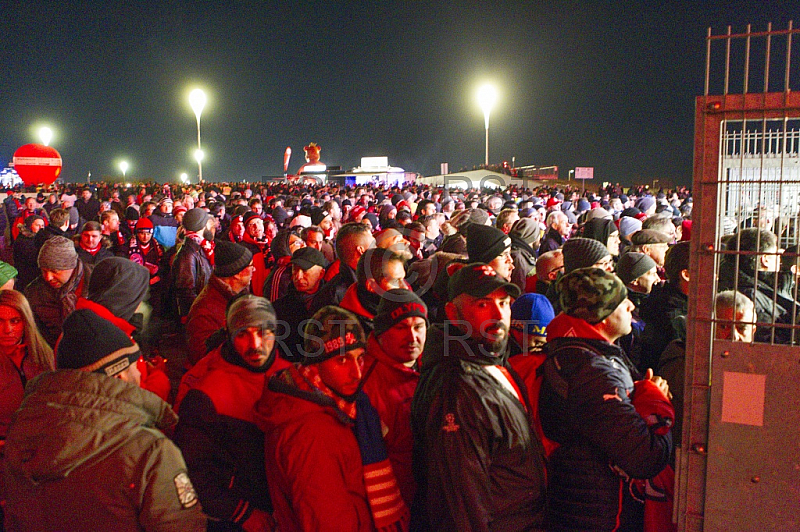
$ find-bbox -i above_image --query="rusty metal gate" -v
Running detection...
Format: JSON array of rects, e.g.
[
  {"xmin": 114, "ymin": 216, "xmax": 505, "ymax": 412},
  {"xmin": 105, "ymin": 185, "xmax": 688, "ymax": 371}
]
[{"xmin": 678, "ymin": 23, "xmax": 800, "ymax": 531}]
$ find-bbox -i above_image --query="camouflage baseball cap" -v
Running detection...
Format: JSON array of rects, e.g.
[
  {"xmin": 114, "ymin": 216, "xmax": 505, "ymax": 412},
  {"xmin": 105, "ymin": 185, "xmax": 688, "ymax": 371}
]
[{"xmin": 557, "ymin": 267, "xmax": 628, "ymax": 324}]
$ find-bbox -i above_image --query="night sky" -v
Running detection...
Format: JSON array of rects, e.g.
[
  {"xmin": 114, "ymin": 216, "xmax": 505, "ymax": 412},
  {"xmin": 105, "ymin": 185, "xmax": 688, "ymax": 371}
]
[{"xmin": 2, "ymin": 1, "xmax": 798, "ymax": 186}]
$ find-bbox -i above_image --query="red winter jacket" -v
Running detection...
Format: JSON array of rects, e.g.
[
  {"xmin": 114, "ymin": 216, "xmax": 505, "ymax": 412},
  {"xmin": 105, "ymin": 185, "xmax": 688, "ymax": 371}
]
[
  {"xmin": 361, "ymin": 334, "xmax": 419, "ymax": 507},
  {"xmin": 255, "ymin": 367, "xmax": 373, "ymax": 532}
]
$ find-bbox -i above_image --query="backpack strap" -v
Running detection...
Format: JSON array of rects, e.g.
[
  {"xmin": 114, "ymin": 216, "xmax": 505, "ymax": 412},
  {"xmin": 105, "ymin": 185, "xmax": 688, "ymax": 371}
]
[{"xmin": 540, "ymin": 340, "xmax": 603, "ymax": 399}]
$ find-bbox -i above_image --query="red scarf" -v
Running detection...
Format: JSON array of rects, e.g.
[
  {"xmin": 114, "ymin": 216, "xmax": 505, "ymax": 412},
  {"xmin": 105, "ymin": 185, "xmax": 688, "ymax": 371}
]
[
  {"xmin": 185, "ymin": 232, "xmax": 216, "ymax": 266},
  {"xmin": 243, "ymin": 232, "xmax": 268, "ymax": 253},
  {"xmin": 80, "ymin": 242, "xmax": 102, "ymax": 256}
]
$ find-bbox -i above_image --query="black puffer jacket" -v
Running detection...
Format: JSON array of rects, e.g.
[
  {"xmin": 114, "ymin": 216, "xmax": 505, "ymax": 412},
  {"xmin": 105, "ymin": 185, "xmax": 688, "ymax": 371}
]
[
  {"xmin": 410, "ymin": 324, "xmax": 546, "ymax": 532},
  {"xmin": 539, "ymin": 318, "xmax": 672, "ymax": 532},
  {"xmin": 638, "ymin": 281, "xmax": 687, "ymax": 373},
  {"xmin": 173, "ymin": 238, "xmax": 213, "ymax": 317}
]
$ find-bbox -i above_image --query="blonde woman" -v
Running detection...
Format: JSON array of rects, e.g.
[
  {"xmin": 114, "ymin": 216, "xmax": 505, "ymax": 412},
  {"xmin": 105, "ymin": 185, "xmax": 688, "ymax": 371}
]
[{"xmin": 0, "ymin": 290, "xmax": 54, "ymax": 439}]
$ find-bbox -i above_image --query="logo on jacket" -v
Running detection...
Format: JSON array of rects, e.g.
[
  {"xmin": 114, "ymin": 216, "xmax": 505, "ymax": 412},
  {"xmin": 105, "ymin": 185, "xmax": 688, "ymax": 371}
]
[
  {"xmin": 174, "ymin": 472, "xmax": 199, "ymax": 508},
  {"xmin": 442, "ymin": 413, "xmax": 460, "ymax": 433}
]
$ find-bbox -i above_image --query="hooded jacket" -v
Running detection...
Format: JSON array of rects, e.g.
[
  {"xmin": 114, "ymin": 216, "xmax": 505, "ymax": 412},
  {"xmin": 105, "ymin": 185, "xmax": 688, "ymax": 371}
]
[
  {"xmin": 638, "ymin": 282, "xmax": 687, "ymax": 373},
  {"xmin": 539, "ymin": 313, "xmax": 672, "ymax": 532},
  {"xmin": 410, "ymin": 323, "xmax": 546, "ymax": 531},
  {"xmin": 2, "ymin": 370, "xmax": 206, "ymax": 532},
  {"xmin": 186, "ymin": 275, "xmax": 247, "ymax": 365},
  {"xmin": 509, "ymin": 218, "xmax": 539, "ymax": 291},
  {"xmin": 254, "ymin": 366, "xmax": 373, "ymax": 532}
]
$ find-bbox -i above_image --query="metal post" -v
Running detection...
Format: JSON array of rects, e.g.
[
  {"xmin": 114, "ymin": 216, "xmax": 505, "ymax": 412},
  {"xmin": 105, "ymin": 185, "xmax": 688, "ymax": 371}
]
[
  {"xmin": 484, "ymin": 125, "xmax": 489, "ymax": 167},
  {"xmin": 195, "ymin": 116, "xmax": 203, "ymax": 183}
]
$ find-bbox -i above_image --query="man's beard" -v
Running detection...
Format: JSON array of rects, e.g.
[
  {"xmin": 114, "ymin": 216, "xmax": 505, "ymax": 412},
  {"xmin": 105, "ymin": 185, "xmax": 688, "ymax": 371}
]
[{"xmin": 478, "ymin": 323, "xmax": 509, "ymax": 353}]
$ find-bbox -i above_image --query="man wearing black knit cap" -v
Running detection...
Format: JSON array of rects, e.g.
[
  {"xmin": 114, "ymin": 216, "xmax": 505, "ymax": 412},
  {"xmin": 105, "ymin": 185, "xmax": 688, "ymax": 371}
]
[
  {"xmin": 3, "ymin": 309, "xmax": 206, "ymax": 531},
  {"xmin": 466, "ymin": 223, "xmax": 515, "ymax": 281},
  {"xmin": 256, "ymin": 305, "xmax": 409, "ymax": 531},
  {"xmin": 272, "ymin": 246, "xmax": 329, "ymax": 362},
  {"xmin": 362, "ymin": 289, "xmax": 427, "ymax": 507},
  {"xmin": 186, "ymin": 240, "xmax": 254, "ymax": 365},
  {"xmin": 411, "ymin": 262, "xmax": 546, "ymax": 531},
  {"xmin": 176, "ymin": 295, "xmax": 285, "ymax": 531}
]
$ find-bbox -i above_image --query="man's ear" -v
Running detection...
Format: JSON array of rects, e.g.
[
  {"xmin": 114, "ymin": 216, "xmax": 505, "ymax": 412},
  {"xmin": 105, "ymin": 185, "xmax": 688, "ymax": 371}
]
[
  {"xmin": 365, "ymin": 278, "xmax": 379, "ymax": 294},
  {"xmin": 680, "ymin": 268, "xmax": 690, "ymax": 283}
]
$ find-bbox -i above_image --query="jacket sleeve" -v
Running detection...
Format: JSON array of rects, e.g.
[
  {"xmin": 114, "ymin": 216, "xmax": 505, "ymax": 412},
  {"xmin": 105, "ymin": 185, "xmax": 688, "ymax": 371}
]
[
  {"xmin": 572, "ymin": 357, "xmax": 672, "ymax": 480},
  {"xmin": 136, "ymin": 434, "xmax": 208, "ymax": 532},
  {"xmin": 173, "ymin": 251, "xmax": 199, "ymax": 317},
  {"xmin": 174, "ymin": 390, "xmax": 255, "ymax": 525},
  {"xmin": 185, "ymin": 304, "xmax": 221, "ymax": 364},
  {"xmin": 420, "ymin": 375, "xmax": 494, "ymax": 531}
]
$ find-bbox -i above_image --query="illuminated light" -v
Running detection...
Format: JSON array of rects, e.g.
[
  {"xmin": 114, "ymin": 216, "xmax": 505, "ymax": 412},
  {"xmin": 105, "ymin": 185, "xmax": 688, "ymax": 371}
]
[
  {"xmin": 39, "ymin": 127, "xmax": 53, "ymax": 146},
  {"xmin": 301, "ymin": 163, "xmax": 327, "ymax": 173},
  {"xmin": 477, "ymin": 84, "xmax": 498, "ymax": 129},
  {"xmin": 119, "ymin": 161, "xmax": 129, "ymax": 177},
  {"xmin": 180, "ymin": 172, "xmax": 188, "ymax": 183},
  {"xmin": 189, "ymin": 89, "xmax": 207, "ymax": 120},
  {"xmin": 194, "ymin": 149, "xmax": 204, "ymax": 164}
]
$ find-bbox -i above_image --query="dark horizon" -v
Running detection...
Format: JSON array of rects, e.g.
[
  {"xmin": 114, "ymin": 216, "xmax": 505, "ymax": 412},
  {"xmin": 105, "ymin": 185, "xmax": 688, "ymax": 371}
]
[{"xmin": 2, "ymin": 1, "xmax": 798, "ymax": 187}]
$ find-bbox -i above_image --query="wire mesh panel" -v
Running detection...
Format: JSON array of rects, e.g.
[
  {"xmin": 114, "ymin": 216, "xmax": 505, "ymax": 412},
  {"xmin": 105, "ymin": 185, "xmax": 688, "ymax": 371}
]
[{"xmin": 678, "ymin": 22, "xmax": 800, "ymax": 532}]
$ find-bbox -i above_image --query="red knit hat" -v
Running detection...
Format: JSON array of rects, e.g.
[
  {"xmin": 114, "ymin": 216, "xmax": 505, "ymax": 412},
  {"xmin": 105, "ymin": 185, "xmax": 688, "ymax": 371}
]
[{"xmin": 135, "ymin": 218, "xmax": 154, "ymax": 231}]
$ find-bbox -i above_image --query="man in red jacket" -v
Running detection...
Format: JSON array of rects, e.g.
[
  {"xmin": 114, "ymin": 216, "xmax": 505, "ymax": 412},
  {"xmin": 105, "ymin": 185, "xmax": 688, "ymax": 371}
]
[
  {"xmin": 256, "ymin": 306, "xmax": 408, "ymax": 532},
  {"xmin": 361, "ymin": 288, "xmax": 427, "ymax": 507},
  {"xmin": 175, "ymin": 295, "xmax": 286, "ymax": 531}
]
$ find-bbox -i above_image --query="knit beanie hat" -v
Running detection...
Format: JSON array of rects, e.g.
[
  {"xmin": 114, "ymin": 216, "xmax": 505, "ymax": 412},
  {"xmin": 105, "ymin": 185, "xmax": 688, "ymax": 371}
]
[
  {"xmin": 468, "ymin": 208, "xmax": 490, "ymax": 226},
  {"xmin": 214, "ymin": 240, "xmax": 253, "ymax": 278},
  {"xmin": 135, "ymin": 217, "xmax": 154, "ymax": 231},
  {"xmin": 311, "ymin": 207, "xmax": 331, "ymax": 226},
  {"xmin": 183, "ymin": 208, "xmax": 210, "ymax": 233},
  {"xmin": 126, "ymin": 206, "xmax": 140, "ymax": 222},
  {"xmin": 373, "ymin": 289, "xmax": 428, "ymax": 337},
  {"xmin": 576, "ymin": 199, "xmax": 591, "ymax": 213},
  {"xmin": 557, "ymin": 267, "xmax": 628, "ymax": 324},
  {"xmin": 509, "ymin": 218, "xmax": 540, "ymax": 246},
  {"xmin": 636, "ymin": 196, "xmax": 656, "ymax": 213},
  {"xmin": 302, "ymin": 306, "xmax": 366, "ymax": 364},
  {"xmin": 38, "ymin": 236, "xmax": 78, "ymax": 270},
  {"xmin": 0, "ymin": 261, "xmax": 18, "ymax": 287},
  {"xmin": 227, "ymin": 295, "xmax": 277, "ymax": 334},
  {"xmin": 511, "ymin": 293, "xmax": 555, "ymax": 337},
  {"xmin": 56, "ymin": 309, "xmax": 141, "ymax": 377},
  {"xmin": 618, "ymin": 216, "xmax": 643, "ymax": 239},
  {"xmin": 562, "ymin": 237, "xmax": 610, "ymax": 273},
  {"xmin": 616, "ymin": 252, "xmax": 658, "ymax": 285},
  {"xmin": 173, "ymin": 205, "xmax": 188, "ymax": 217},
  {"xmin": 68, "ymin": 207, "xmax": 79, "ymax": 227},
  {"xmin": 466, "ymin": 224, "xmax": 511, "ymax": 264}
]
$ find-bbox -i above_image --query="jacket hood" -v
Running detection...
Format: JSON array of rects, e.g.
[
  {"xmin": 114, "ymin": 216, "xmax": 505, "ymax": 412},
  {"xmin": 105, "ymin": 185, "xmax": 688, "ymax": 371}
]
[
  {"xmin": 254, "ymin": 367, "xmax": 351, "ymax": 433},
  {"xmin": 509, "ymin": 218, "xmax": 540, "ymax": 247},
  {"xmin": 86, "ymin": 257, "xmax": 150, "ymax": 321},
  {"xmin": 546, "ymin": 312, "xmax": 608, "ymax": 342},
  {"xmin": 4, "ymin": 370, "xmax": 176, "ymax": 483}
]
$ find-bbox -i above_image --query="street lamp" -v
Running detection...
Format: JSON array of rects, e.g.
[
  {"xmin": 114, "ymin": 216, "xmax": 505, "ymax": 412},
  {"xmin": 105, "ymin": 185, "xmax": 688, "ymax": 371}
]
[
  {"xmin": 120, "ymin": 161, "xmax": 128, "ymax": 178},
  {"xmin": 180, "ymin": 172, "xmax": 188, "ymax": 184},
  {"xmin": 477, "ymin": 84, "xmax": 498, "ymax": 167},
  {"xmin": 39, "ymin": 127, "xmax": 53, "ymax": 147},
  {"xmin": 568, "ymin": 169, "xmax": 574, "ymax": 181},
  {"xmin": 194, "ymin": 149, "xmax": 204, "ymax": 182},
  {"xmin": 189, "ymin": 89, "xmax": 207, "ymax": 182}
]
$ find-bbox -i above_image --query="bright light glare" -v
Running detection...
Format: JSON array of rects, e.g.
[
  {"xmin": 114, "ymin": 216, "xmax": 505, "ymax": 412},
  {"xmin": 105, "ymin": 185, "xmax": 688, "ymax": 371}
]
[
  {"xmin": 180, "ymin": 172, "xmax": 188, "ymax": 183},
  {"xmin": 477, "ymin": 84, "xmax": 498, "ymax": 129},
  {"xmin": 39, "ymin": 127, "xmax": 53, "ymax": 146},
  {"xmin": 120, "ymin": 161, "xmax": 129, "ymax": 176},
  {"xmin": 189, "ymin": 89, "xmax": 207, "ymax": 119},
  {"xmin": 194, "ymin": 149, "xmax": 204, "ymax": 163}
]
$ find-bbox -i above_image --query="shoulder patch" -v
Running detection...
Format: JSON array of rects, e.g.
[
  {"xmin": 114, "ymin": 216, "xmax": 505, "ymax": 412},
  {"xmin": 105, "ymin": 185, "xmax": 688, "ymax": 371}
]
[
  {"xmin": 442, "ymin": 413, "xmax": 460, "ymax": 433},
  {"xmin": 173, "ymin": 472, "xmax": 199, "ymax": 509}
]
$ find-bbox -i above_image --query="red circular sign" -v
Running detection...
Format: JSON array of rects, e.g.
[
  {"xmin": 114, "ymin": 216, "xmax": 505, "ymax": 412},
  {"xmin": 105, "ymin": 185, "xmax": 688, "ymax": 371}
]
[{"xmin": 13, "ymin": 144, "xmax": 62, "ymax": 185}]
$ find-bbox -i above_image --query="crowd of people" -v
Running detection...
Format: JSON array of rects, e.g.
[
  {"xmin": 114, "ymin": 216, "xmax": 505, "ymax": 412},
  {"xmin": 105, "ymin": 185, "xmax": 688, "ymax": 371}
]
[{"xmin": 0, "ymin": 178, "xmax": 774, "ymax": 531}]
